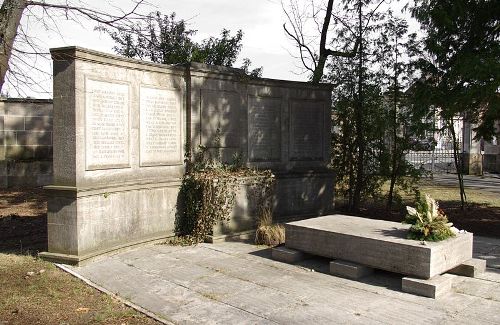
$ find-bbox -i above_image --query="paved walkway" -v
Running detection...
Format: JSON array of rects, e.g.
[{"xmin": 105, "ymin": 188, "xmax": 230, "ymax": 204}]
[
  {"xmin": 66, "ymin": 237, "xmax": 500, "ymax": 324},
  {"xmin": 431, "ymin": 173, "xmax": 500, "ymax": 193}
]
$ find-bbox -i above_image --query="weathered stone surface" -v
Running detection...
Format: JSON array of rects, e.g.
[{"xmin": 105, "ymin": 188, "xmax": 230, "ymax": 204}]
[
  {"xmin": 0, "ymin": 98, "xmax": 53, "ymax": 188},
  {"xmin": 248, "ymin": 96, "xmax": 281, "ymax": 162},
  {"xmin": 272, "ymin": 246, "xmax": 305, "ymax": 263},
  {"xmin": 84, "ymin": 79, "xmax": 130, "ymax": 170},
  {"xmin": 448, "ymin": 258, "xmax": 486, "ymax": 277},
  {"xmin": 139, "ymin": 86, "xmax": 182, "ymax": 166},
  {"xmin": 42, "ymin": 182, "xmax": 179, "ymax": 263},
  {"xmin": 25, "ymin": 115, "xmax": 52, "ymax": 131},
  {"xmin": 16, "ymin": 131, "xmax": 51, "ymax": 146},
  {"xmin": 285, "ymin": 215, "xmax": 473, "ymax": 279},
  {"xmin": 67, "ymin": 241, "xmax": 500, "ymax": 323},
  {"xmin": 44, "ymin": 46, "xmax": 333, "ymax": 262},
  {"xmin": 200, "ymin": 89, "xmax": 241, "ymax": 149},
  {"xmin": 402, "ymin": 274, "xmax": 453, "ymax": 299},
  {"xmin": 3, "ymin": 115, "xmax": 24, "ymax": 130},
  {"xmin": 273, "ymin": 170, "xmax": 335, "ymax": 218},
  {"xmin": 330, "ymin": 260, "xmax": 373, "ymax": 280},
  {"xmin": 289, "ymin": 100, "xmax": 326, "ymax": 161}
]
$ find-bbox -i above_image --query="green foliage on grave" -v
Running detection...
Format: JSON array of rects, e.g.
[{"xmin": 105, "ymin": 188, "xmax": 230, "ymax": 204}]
[
  {"xmin": 170, "ymin": 134, "xmax": 274, "ymax": 246},
  {"xmin": 403, "ymin": 191, "xmax": 456, "ymax": 242}
]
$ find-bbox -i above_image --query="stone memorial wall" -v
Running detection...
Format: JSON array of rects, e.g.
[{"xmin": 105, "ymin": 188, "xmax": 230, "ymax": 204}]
[
  {"xmin": 247, "ymin": 96, "xmax": 281, "ymax": 162},
  {"xmin": 289, "ymin": 100, "xmax": 325, "ymax": 161},
  {"xmin": 139, "ymin": 86, "xmax": 182, "ymax": 166},
  {"xmin": 85, "ymin": 79, "xmax": 130, "ymax": 170},
  {"xmin": 41, "ymin": 47, "xmax": 334, "ymax": 264}
]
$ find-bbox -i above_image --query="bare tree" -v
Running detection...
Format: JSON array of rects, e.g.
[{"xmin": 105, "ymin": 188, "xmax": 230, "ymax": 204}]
[
  {"xmin": 282, "ymin": 0, "xmax": 360, "ymax": 84},
  {"xmin": 0, "ymin": 0, "xmax": 146, "ymax": 96}
]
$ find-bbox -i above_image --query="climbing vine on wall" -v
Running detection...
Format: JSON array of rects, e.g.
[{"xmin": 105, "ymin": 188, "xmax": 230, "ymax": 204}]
[{"xmin": 170, "ymin": 142, "xmax": 275, "ymax": 245}]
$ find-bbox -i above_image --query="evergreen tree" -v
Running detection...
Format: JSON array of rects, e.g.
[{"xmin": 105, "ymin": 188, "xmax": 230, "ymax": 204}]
[
  {"xmin": 326, "ymin": 1, "xmax": 388, "ymax": 211},
  {"xmin": 374, "ymin": 12, "xmax": 429, "ymax": 210},
  {"xmin": 411, "ymin": 0, "xmax": 500, "ymax": 209},
  {"xmin": 106, "ymin": 11, "xmax": 262, "ymax": 75}
]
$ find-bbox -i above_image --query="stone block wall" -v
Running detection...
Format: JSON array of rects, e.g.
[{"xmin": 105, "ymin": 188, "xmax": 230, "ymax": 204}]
[{"xmin": 0, "ymin": 98, "xmax": 53, "ymax": 187}]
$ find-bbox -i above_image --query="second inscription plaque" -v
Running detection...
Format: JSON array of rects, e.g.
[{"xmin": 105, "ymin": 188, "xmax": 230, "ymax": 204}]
[{"xmin": 140, "ymin": 86, "xmax": 182, "ymax": 166}]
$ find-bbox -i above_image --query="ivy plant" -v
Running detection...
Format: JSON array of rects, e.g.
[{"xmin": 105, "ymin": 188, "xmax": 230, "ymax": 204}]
[{"xmin": 170, "ymin": 139, "xmax": 274, "ymax": 245}]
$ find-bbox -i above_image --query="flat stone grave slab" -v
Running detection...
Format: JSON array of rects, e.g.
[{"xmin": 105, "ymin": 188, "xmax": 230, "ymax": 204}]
[{"xmin": 285, "ymin": 215, "xmax": 473, "ymax": 279}]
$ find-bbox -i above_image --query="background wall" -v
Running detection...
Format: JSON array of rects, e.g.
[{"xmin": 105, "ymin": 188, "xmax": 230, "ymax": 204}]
[{"xmin": 0, "ymin": 98, "xmax": 53, "ymax": 188}]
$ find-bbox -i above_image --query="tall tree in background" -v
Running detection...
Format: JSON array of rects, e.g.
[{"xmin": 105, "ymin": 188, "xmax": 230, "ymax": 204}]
[
  {"xmin": 411, "ymin": 0, "xmax": 500, "ymax": 209},
  {"xmin": 284, "ymin": 0, "xmax": 387, "ymax": 212},
  {"xmin": 327, "ymin": 1, "xmax": 398, "ymax": 211},
  {"xmin": 0, "ymin": 0, "xmax": 145, "ymax": 95},
  {"xmin": 374, "ymin": 12, "xmax": 429, "ymax": 210},
  {"xmin": 106, "ymin": 11, "xmax": 262, "ymax": 76}
]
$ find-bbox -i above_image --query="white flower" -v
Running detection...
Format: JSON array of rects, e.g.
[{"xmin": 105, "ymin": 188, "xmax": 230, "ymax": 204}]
[
  {"xmin": 425, "ymin": 194, "xmax": 439, "ymax": 222},
  {"xmin": 406, "ymin": 206, "xmax": 417, "ymax": 216}
]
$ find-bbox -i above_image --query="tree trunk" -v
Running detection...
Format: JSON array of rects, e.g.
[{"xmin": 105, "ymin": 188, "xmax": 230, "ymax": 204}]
[
  {"xmin": 311, "ymin": 0, "xmax": 334, "ymax": 84},
  {"xmin": 0, "ymin": 0, "xmax": 27, "ymax": 93},
  {"xmin": 387, "ymin": 35, "xmax": 399, "ymax": 211},
  {"xmin": 448, "ymin": 118, "xmax": 467, "ymax": 210},
  {"xmin": 352, "ymin": 1, "xmax": 364, "ymax": 212}
]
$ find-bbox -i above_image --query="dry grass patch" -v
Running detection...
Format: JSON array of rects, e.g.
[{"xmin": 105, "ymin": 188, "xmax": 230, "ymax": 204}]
[
  {"xmin": 0, "ymin": 254, "xmax": 160, "ymax": 325},
  {"xmin": 255, "ymin": 208, "xmax": 285, "ymax": 246},
  {"xmin": 415, "ymin": 185, "xmax": 500, "ymax": 207}
]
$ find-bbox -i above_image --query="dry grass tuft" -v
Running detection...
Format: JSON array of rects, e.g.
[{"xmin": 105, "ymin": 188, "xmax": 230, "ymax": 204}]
[{"xmin": 255, "ymin": 208, "xmax": 285, "ymax": 246}]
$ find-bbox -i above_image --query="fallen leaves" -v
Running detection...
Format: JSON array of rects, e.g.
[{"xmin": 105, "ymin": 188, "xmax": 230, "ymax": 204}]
[
  {"xmin": 75, "ymin": 307, "xmax": 90, "ymax": 313},
  {"xmin": 24, "ymin": 269, "xmax": 46, "ymax": 279}
]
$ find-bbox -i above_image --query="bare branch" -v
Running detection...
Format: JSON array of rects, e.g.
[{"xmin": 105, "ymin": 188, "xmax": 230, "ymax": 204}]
[
  {"xmin": 283, "ymin": 23, "xmax": 316, "ymax": 73},
  {"xmin": 1, "ymin": 0, "xmax": 150, "ymax": 96},
  {"xmin": 26, "ymin": 0, "xmax": 146, "ymax": 26},
  {"xmin": 325, "ymin": 39, "xmax": 360, "ymax": 58},
  {"xmin": 364, "ymin": 0, "xmax": 386, "ymax": 31}
]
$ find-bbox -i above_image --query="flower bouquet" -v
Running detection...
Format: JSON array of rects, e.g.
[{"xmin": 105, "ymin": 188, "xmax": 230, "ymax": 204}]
[{"xmin": 404, "ymin": 192, "xmax": 457, "ymax": 242}]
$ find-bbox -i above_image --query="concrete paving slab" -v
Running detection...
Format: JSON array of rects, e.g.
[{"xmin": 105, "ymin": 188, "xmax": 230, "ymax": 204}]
[
  {"xmin": 474, "ymin": 236, "xmax": 500, "ymax": 269},
  {"xmin": 329, "ymin": 260, "xmax": 374, "ymax": 279},
  {"xmin": 448, "ymin": 258, "xmax": 486, "ymax": 277},
  {"xmin": 271, "ymin": 246, "xmax": 306, "ymax": 263},
  {"xmin": 402, "ymin": 274, "xmax": 453, "ymax": 298},
  {"xmin": 67, "ymin": 240, "xmax": 500, "ymax": 324}
]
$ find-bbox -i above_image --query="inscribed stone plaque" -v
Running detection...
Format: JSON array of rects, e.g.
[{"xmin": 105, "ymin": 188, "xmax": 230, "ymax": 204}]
[
  {"xmin": 139, "ymin": 86, "xmax": 182, "ymax": 166},
  {"xmin": 248, "ymin": 96, "xmax": 281, "ymax": 162},
  {"xmin": 201, "ymin": 90, "xmax": 240, "ymax": 148},
  {"xmin": 85, "ymin": 79, "xmax": 129, "ymax": 170},
  {"xmin": 289, "ymin": 100, "xmax": 324, "ymax": 161}
]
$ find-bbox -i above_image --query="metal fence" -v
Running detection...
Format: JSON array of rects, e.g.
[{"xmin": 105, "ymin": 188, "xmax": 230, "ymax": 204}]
[
  {"xmin": 405, "ymin": 147, "xmax": 461, "ymax": 174},
  {"xmin": 404, "ymin": 115, "xmax": 465, "ymax": 174}
]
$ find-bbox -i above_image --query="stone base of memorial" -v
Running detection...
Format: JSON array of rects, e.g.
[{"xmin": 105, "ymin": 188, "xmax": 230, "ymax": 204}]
[
  {"xmin": 210, "ymin": 170, "xmax": 335, "ymax": 242},
  {"xmin": 284, "ymin": 215, "xmax": 473, "ymax": 279},
  {"xmin": 39, "ymin": 181, "xmax": 181, "ymax": 265}
]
